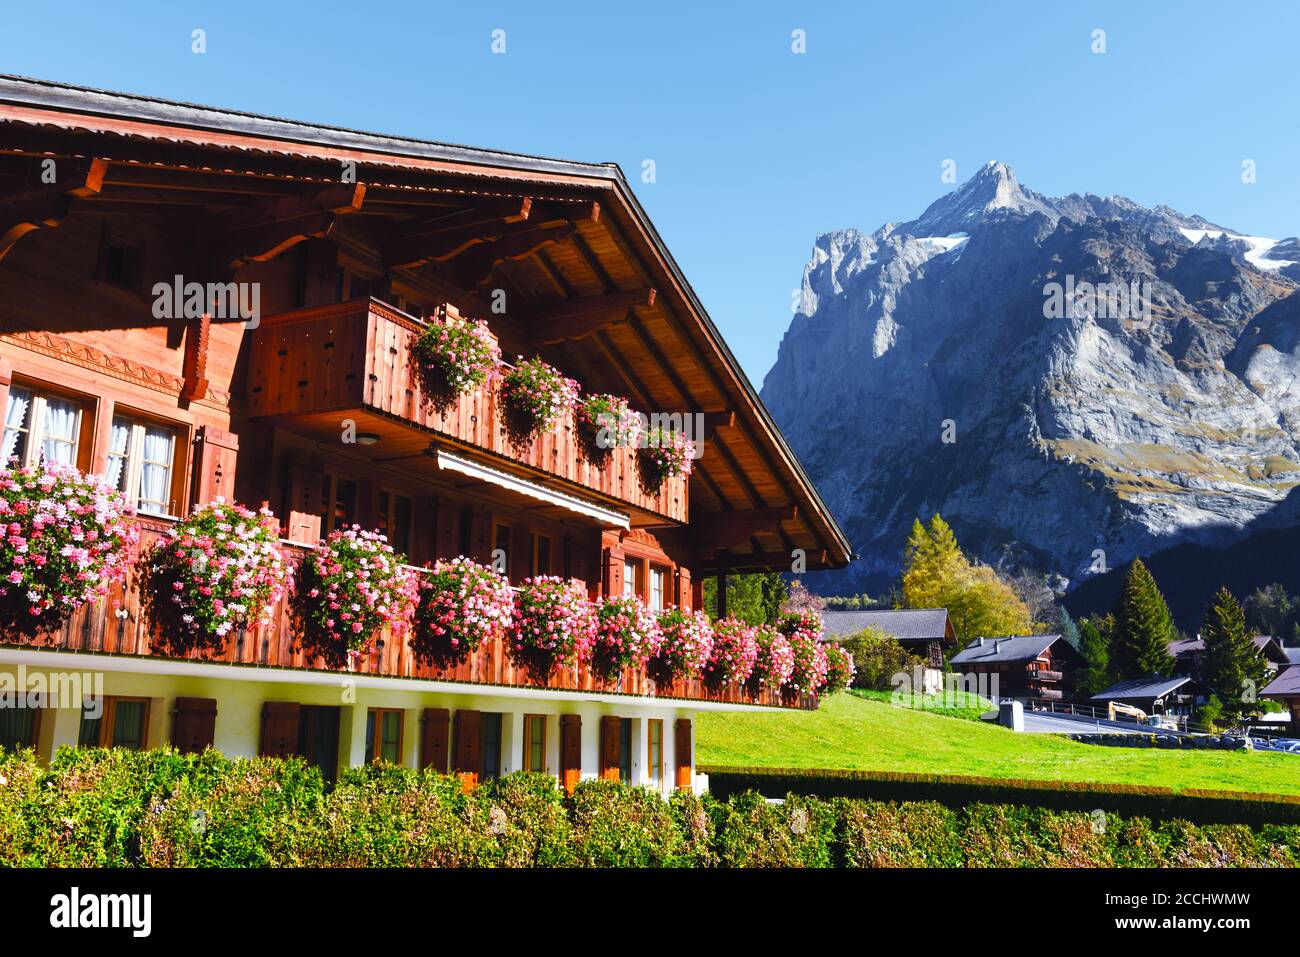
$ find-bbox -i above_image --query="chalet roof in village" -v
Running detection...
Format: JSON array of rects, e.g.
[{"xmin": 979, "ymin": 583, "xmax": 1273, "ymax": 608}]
[
  {"xmin": 821, "ymin": 608, "xmax": 955, "ymax": 644},
  {"xmin": 1262, "ymin": 666, "xmax": 1300, "ymax": 699},
  {"xmin": 1091, "ymin": 676, "xmax": 1193, "ymax": 702},
  {"xmin": 950, "ymin": 634, "xmax": 1063, "ymax": 665},
  {"xmin": 1168, "ymin": 634, "xmax": 1291, "ymax": 666},
  {"xmin": 0, "ymin": 73, "xmax": 851, "ymax": 573}
]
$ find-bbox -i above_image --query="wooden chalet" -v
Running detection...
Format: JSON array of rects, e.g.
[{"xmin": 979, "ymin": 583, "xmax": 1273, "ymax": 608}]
[
  {"xmin": 949, "ymin": 634, "xmax": 1080, "ymax": 703},
  {"xmin": 0, "ymin": 76, "xmax": 850, "ymax": 790}
]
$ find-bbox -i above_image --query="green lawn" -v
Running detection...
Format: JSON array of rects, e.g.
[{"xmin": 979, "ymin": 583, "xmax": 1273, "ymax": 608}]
[{"xmin": 697, "ymin": 692, "xmax": 1300, "ymax": 797}]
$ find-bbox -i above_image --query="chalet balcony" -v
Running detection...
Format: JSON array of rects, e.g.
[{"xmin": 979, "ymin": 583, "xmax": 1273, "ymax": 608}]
[
  {"xmin": 1034, "ymin": 688, "xmax": 1064, "ymax": 701},
  {"xmin": 245, "ymin": 299, "xmax": 687, "ymax": 526},
  {"xmin": 1032, "ymin": 670, "xmax": 1063, "ymax": 683},
  {"xmin": 7, "ymin": 515, "xmax": 809, "ymax": 710}
]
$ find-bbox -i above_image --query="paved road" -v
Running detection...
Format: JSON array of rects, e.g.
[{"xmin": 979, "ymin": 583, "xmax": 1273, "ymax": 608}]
[{"xmin": 1016, "ymin": 712, "xmax": 1180, "ymax": 736}]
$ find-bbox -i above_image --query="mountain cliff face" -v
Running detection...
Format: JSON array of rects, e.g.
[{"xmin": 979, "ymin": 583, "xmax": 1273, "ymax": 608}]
[{"xmin": 761, "ymin": 162, "xmax": 1300, "ymax": 595}]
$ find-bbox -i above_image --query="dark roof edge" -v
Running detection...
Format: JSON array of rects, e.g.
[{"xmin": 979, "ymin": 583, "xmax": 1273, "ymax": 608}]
[
  {"xmin": 0, "ymin": 73, "xmax": 852, "ymax": 563},
  {"xmin": 0, "ymin": 73, "xmax": 619, "ymax": 180}
]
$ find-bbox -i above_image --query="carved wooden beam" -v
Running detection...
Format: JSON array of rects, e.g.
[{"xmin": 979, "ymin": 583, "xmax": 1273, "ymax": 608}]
[
  {"xmin": 698, "ymin": 547, "xmax": 827, "ymax": 574},
  {"xmin": 695, "ymin": 506, "xmax": 798, "ymax": 555},
  {"xmin": 223, "ymin": 183, "xmax": 366, "ymax": 268},
  {"xmin": 448, "ymin": 222, "xmax": 577, "ymax": 291},
  {"xmin": 180, "ymin": 311, "xmax": 211, "ymax": 402},
  {"xmin": 387, "ymin": 199, "xmax": 596, "ymax": 271},
  {"xmin": 0, "ymin": 158, "xmax": 108, "ymax": 263},
  {"xmin": 529, "ymin": 288, "xmax": 657, "ymax": 344}
]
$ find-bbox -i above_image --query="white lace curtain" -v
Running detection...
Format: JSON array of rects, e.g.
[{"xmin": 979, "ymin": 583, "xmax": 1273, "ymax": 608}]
[{"xmin": 2, "ymin": 386, "xmax": 31, "ymax": 464}]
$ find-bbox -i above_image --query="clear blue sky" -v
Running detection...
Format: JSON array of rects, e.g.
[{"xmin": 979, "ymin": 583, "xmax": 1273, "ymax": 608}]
[{"xmin": 2, "ymin": 1, "xmax": 1296, "ymax": 381}]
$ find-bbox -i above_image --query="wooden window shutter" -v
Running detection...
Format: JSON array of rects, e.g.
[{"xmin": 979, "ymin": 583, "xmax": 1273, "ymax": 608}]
[
  {"xmin": 452, "ymin": 709, "xmax": 482, "ymax": 783},
  {"xmin": 510, "ymin": 523, "xmax": 531, "ymax": 581},
  {"xmin": 420, "ymin": 707, "xmax": 450, "ymax": 772},
  {"xmin": 598, "ymin": 716, "xmax": 621, "ymax": 781},
  {"xmin": 559, "ymin": 714, "xmax": 582, "ymax": 792},
  {"xmin": 676, "ymin": 566, "xmax": 692, "ymax": 610},
  {"xmin": 259, "ymin": 701, "xmax": 301, "ymax": 758},
  {"xmin": 284, "ymin": 464, "xmax": 323, "ymax": 544},
  {"xmin": 434, "ymin": 498, "xmax": 459, "ymax": 560},
  {"xmin": 674, "ymin": 718, "xmax": 693, "ymax": 790},
  {"xmin": 602, "ymin": 546, "xmax": 625, "ymax": 597},
  {"xmin": 192, "ymin": 425, "xmax": 239, "ymax": 508},
  {"xmin": 171, "ymin": 697, "xmax": 218, "ymax": 753}
]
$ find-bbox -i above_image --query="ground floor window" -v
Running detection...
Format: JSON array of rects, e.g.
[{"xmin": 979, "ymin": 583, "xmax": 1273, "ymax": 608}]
[
  {"xmin": 480, "ymin": 712, "xmax": 503, "ymax": 780},
  {"xmin": 522, "ymin": 714, "xmax": 546, "ymax": 773},
  {"xmin": 298, "ymin": 705, "xmax": 340, "ymax": 784},
  {"xmin": 365, "ymin": 708, "xmax": 404, "ymax": 764},
  {"xmin": 647, "ymin": 719, "xmax": 663, "ymax": 786},
  {"xmin": 79, "ymin": 696, "xmax": 149, "ymax": 750},
  {"xmin": 0, "ymin": 705, "xmax": 40, "ymax": 752},
  {"xmin": 618, "ymin": 718, "xmax": 633, "ymax": 782}
]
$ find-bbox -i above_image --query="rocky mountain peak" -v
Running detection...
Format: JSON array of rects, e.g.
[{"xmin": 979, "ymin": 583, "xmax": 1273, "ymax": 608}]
[{"xmin": 901, "ymin": 161, "xmax": 1059, "ymax": 238}]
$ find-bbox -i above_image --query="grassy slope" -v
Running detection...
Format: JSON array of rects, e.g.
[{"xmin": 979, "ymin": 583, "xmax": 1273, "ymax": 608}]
[{"xmin": 697, "ymin": 693, "xmax": 1300, "ymax": 797}]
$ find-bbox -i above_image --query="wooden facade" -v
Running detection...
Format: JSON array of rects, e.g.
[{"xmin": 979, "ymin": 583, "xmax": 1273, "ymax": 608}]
[{"xmin": 0, "ymin": 76, "xmax": 849, "ymax": 716}]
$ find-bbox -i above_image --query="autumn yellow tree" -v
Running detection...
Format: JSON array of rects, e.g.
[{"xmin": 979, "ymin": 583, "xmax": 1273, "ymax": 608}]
[{"xmin": 899, "ymin": 515, "xmax": 1033, "ymax": 640}]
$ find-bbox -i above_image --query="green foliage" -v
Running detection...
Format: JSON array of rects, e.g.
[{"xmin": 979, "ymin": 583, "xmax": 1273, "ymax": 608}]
[
  {"xmin": 701, "ymin": 572, "xmax": 787, "ymax": 626},
  {"xmin": 1057, "ymin": 606, "xmax": 1081, "ymax": 651},
  {"xmin": 1200, "ymin": 587, "xmax": 1269, "ymax": 720},
  {"xmin": 2, "ymin": 749, "xmax": 1298, "ymax": 867},
  {"xmin": 1242, "ymin": 582, "xmax": 1296, "ymax": 640},
  {"xmin": 838, "ymin": 625, "xmax": 924, "ymax": 690},
  {"xmin": 1196, "ymin": 694, "xmax": 1225, "ymax": 732},
  {"xmin": 1076, "ymin": 615, "xmax": 1113, "ymax": 697},
  {"xmin": 822, "ymin": 593, "xmax": 880, "ymax": 610},
  {"xmin": 850, "ymin": 689, "xmax": 991, "ymax": 721},
  {"xmin": 1111, "ymin": 559, "xmax": 1176, "ymax": 678},
  {"xmin": 900, "ymin": 515, "xmax": 1033, "ymax": 640}
]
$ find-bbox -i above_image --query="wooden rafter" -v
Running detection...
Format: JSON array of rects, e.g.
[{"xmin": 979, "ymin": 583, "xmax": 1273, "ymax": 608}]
[
  {"xmin": 223, "ymin": 183, "xmax": 366, "ymax": 268},
  {"xmin": 0, "ymin": 157, "xmax": 108, "ymax": 263},
  {"xmin": 530, "ymin": 288, "xmax": 656, "ymax": 344},
  {"xmin": 448, "ymin": 222, "xmax": 576, "ymax": 291},
  {"xmin": 694, "ymin": 506, "xmax": 797, "ymax": 555}
]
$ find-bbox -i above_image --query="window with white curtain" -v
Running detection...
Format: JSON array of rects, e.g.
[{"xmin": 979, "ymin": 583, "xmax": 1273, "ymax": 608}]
[
  {"xmin": 109, "ymin": 414, "xmax": 177, "ymax": 516},
  {"xmin": 2, "ymin": 385, "xmax": 83, "ymax": 469},
  {"xmin": 650, "ymin": 566, "xmax": 666, "ymax": 611}
]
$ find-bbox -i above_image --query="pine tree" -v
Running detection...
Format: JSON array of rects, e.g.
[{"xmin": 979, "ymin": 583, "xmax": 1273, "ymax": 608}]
[
  {"xmin": 1111, "ymin": 559, "xmax": 1175, "ymax": 678},
  {"xmin": 1076, "ymin": 615, "xmax": 1112, "ymax": 696},
  {"xmin": 1200, "ymin": 586, "xmax": 1268, "ymax": 720},
  {"xmin": 1057, "ymin": 606, "xmax": 1082, "ymax": 652}
]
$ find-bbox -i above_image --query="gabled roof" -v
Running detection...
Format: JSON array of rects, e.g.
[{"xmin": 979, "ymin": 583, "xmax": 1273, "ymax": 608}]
[
  {"xmin": 1168, "ymin": 635, "xmax": 1290, "ymax": 665},
  {"xmin": 821, "ymin": 608, "xmax": 954, "ymax": 644},
  {"xmin": 1091, "ymin": 676, "xmax": 1192, "ymax": 702},
  {"xmin": 1262, "ymin": 665, "xmax": 1300, "ymax": 699},
  {"xmin": 950, "ymin": 634, "xmax": 1062, "ymax": 665}
]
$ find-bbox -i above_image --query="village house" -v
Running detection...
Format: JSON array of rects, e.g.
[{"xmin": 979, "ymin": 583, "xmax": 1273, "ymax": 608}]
[
  {"xmin": 0, "ymin": 76, "xmax": 851, "ymax": 791},
  {"xmin": 1090, "ymin": 676, "xmax": 1196, "ymax": 720},
  {"xmin": 1261, "ymin": 666, "xmax": 1300, "ymax": 734},
  {"xmin": 821, "ymin": 608, "xmax": 955, "ymax": 692},
  {"xmin": 948, "ymin": 634, "xmax": 1080, "ymax": 703}
]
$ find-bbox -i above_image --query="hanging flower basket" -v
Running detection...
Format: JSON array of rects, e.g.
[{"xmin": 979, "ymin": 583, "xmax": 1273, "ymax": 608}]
[
  {"xmin": 782, "ymin": 628, "xmax": 829, "ymax": 696},
  {"xmin": 507, "ymin": 576, "xmax": 597, "ymax": 677},
  {"xmin": 590, "ymin": 594, "xmax": 661, "ymax": 682},
  {"xmin": 820, "ymin": 641, "xmax": 856, "ymax": 696},
  {"xmin": 574, "ymin": 393, "xmax": 640, "ymax": 465},
  {"xmin": 701, "ymin": 616, "xmax": 759, "ymax": 689},
  {"xmin": 0, "ymin": 461, "xmax": 137, "ymax": 639},
  {"xmin": 143, "ymin": 499, "xmax": 287, "ymax": 656},
  {"xmin": 411, "ymin": 557, "xmax": 514, "ymax": 668},
  {"xmin": 499, "ymin": 357, "xmax": 579, "ymax": 448},
  {"xmin": 292, "ymin": 526, "xmax": 418, "ymax": 669},
  {"xmin": 647, "ymin": 607, "xmax": 714, "ymax": 684},
  {"xmin": 410, "ymin": 309, "xmax": 501, "ymax": 414},
  {"xmin": 636, "ymin": 425, "xmax": 694, "ymax": 495},
  {"xmin": 744, "ymin": 624, "xmax": 795, "ymax": 696}
]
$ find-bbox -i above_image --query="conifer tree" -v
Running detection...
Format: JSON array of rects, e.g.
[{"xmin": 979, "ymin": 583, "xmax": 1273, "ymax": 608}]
[
  {"xmin": 1076, "ymin": 615, "xmax": 1112, "ymax": 696},
  {"xmin": 1111, "ymin": 559, "xmax": 1175, "ymax": 678},
  {"xmin": 1200, "ymin": 586, "xmax": 1267, "ymax": 719}
]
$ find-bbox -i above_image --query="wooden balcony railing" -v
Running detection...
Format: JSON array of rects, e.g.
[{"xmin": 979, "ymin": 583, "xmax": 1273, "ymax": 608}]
[
  {"xmin": 1032, "ymin": 670, "xmax": 1063, "ymax": 683},
  {"xmin": 245, "ymin": 299, "xmax": 688, "ymax": 524},
  {"xmin": 8, "ymin": 515, "xmax": 812, "ymax": 710}
]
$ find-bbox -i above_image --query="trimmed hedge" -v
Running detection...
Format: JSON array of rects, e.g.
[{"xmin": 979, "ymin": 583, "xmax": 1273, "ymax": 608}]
[
  {"xmin": 1, "ymin": 747, "xmax": 1297, "ymax": 867},
  {"xmin": 700, "ymin": 765, "xmax": 1300, "ymax": 828}
]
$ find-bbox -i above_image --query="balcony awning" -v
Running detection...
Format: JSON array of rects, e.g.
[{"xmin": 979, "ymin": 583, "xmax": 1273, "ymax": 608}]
[{"xmin": 435, "ymin": 449, "xmax": 630, "ymax": 529}]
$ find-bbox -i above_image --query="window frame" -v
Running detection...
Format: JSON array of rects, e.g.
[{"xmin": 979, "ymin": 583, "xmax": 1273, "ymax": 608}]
[
  {"xmin": 79, "ymin": 695, "xmax": 151, "ymax": 751},
  {"xmin": 531, "ymin": 532, "xmax": 551, "ymax": 577},
  {"xmin": 107, "ymin": 409, "xmax": 185, "ymax": 518},
  {"xmin": 622, "ymin": 556, "xmax": 645, "ymax": 600},
  {"xmin": 649, "ymin": 565, "xmax": 669, "ymax": 611},
  {"xmin": 3, "ymin": 380, "xmax": 93, "ymax": 473},
  {"xmin": 647, "ymin": 718, "xmax": 663, "ymax": 787},
  {"xmin": 364, "ymin": 707, "xmax": 405, "ymax": 765},
  {"xmin": 522, "ymin": 714, "xmax": 547, "ymax": 774},
  {"xmin": 0, "ymin": 702, "xmax": 42, "ymax": 752},
  {"xmin": 376, "ymin": 488, "xmax": 414, "ymax": 558},
  {"xmin": 319, "ymin": 470, "xmax": 360, "ymax": 535}
]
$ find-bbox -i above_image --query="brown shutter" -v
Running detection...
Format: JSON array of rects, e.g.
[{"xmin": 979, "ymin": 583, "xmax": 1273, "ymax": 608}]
[
  {"xmin": 420, "ymin": 707, "xmax": 450, "ymax": 772},
  {"xmin": 171, "ymin": 697, "xmax": 218, "ymax": 753},
  {"xmin": 510, "ymin": 523, "xmax": 532, "ymax": 582},
  {"xmin": 193, "ymin": 425, "xmax": 239, "ymax": 508},
  {"xmin": 259, "ymin": 701, "xmax": 301, "ymax": 758},
  {"xmin": 452, "ymin": 709, "xmax": 482, "ymax": 785},
  {"xmin": 284, "ymin": 464, "xmax": 323, "ymax": 544},
  {"xmin": 602, "ymin": 546, "xmax": 625, "ymax": 597},
  {"xmin": 599, "ymin": 715, "xmax": 622, "ymax": 781},
  {"xmin": 434, "ymin": 498, "xmax": 459, "ymax": 560},
  {"xmin": 467, "ymin": 508, "xmax": 490, "ymax": 564},
  {"xmin": 674, "ymin": 718, "xmax": 693, "ymax": 791},
  {"xmin": 559, "ymin": 714, "xmax": 582, "ymax": 793},
  {"xmin": 676, "ymin": 566, "xmax": 692, "ymax": 610}
]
